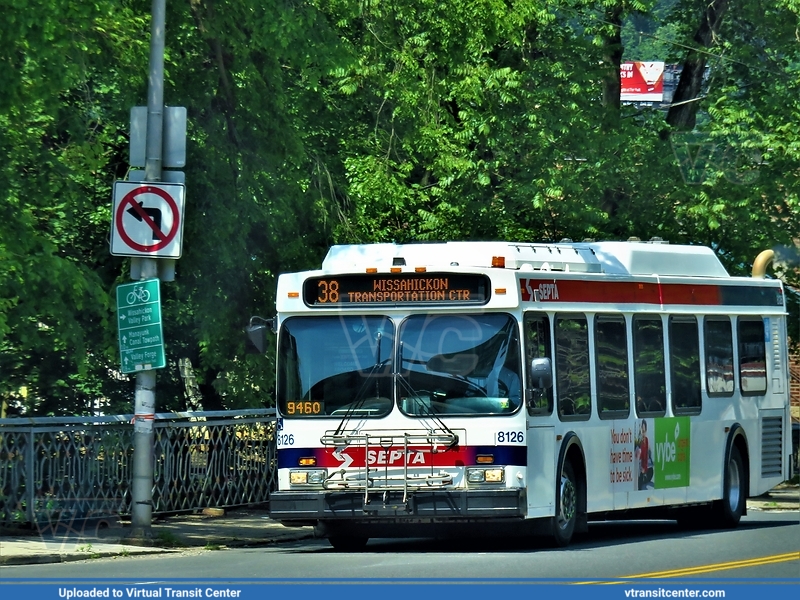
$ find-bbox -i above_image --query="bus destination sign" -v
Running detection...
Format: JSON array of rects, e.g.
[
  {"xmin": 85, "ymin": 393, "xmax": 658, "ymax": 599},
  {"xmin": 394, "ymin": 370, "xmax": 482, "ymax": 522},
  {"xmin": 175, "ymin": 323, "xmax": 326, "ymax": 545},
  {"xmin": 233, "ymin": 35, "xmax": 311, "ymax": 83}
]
[{"xmin": 303, "ymin": 273, "xmax": 490, "ymax": 306}]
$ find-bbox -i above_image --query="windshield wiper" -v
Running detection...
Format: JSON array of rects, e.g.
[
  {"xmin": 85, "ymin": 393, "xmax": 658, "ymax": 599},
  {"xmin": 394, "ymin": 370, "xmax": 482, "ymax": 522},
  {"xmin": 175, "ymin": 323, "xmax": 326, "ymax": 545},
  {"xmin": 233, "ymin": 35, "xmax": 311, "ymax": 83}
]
[
  {"xmin": 396, "ymin": 342, "xmax": 458, "ymax": 448},
  {"xmin": 333, "ymin": 331, "xmax": 388, "ymax": 436}
]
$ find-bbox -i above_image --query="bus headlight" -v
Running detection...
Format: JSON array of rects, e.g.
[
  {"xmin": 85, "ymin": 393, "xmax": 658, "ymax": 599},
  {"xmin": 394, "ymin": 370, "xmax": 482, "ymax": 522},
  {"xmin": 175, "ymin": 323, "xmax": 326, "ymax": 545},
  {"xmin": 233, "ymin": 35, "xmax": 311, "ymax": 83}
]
[
  {"xmin": 466, "ymin": 467, "xmax": 505, "ymax": 484},
  {"xmin": 290, "ymin": 470, "xmax": 326, "ymax": 486}
]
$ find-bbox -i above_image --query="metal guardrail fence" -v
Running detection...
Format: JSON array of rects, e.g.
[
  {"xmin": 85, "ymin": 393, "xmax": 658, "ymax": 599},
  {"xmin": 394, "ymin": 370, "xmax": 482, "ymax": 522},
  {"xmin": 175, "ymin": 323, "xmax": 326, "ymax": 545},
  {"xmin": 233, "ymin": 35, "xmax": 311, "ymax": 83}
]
[{"xmin": 0, "ymin": 409, "xmax": 277, "ymax": 526}]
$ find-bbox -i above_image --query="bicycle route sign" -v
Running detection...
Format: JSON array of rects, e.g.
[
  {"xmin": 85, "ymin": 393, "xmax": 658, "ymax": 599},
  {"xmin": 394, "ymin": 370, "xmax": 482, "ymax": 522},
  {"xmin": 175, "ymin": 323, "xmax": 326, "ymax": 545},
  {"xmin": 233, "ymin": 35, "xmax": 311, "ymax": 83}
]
[
  {"xmin": 110, "ymin": 181, "xmax": 185, "ymax": 258},
  {"xmin": 116, "ymin": 279, "xmax": 165, "ymax": 374}
]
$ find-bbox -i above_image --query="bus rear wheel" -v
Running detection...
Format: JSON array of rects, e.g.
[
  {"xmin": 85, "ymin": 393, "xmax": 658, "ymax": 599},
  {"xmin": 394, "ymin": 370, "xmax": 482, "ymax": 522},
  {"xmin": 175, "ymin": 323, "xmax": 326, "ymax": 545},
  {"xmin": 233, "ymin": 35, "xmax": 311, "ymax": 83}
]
[
  {"xmin": 328, "ymin": 535, "xmax": 369, "ymax": 551},
  {"xmin": 715, "ymin": 445, "xmax": 746, "ymax": 528},
  {"xmin": 553, "ymin": 460, "xmax": 577, "ymax": 547}
]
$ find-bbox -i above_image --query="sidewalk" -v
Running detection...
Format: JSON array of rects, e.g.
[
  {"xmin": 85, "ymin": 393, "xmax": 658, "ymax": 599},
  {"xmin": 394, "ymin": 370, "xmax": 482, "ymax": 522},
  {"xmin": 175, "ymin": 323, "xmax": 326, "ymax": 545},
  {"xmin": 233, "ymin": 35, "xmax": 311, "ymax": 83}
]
[
  {"xmin": 747, "ymin": 482, "xmax": 800, "ymax": 513},
  {"xmin": 1, "ymin": 485, "xmax": 797, "ymax": 566},
  {"xmin": 0, "ymin": 507, "xmax": 314, "ymax": 566}
]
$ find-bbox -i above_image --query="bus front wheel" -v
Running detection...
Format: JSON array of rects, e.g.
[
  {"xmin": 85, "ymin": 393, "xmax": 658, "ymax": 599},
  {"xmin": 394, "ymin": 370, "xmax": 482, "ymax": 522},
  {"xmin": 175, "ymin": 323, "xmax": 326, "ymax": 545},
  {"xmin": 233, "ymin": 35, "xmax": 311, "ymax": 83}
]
[
  {"xmin": 553, "ymin": 460, "xmax": 577, "ymax": 547},
  {"xmin": 715, "ymin": 445, "xmax": 746, "ymax": 527}
]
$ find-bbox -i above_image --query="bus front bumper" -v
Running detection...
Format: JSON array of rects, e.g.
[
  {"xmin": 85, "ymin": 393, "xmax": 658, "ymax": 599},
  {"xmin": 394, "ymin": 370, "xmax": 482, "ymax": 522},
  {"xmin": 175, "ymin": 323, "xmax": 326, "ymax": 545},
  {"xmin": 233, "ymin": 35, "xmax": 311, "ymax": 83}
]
[{"xmin": 269, "ymin": 489, "xmax": 526, "ymax": 522}]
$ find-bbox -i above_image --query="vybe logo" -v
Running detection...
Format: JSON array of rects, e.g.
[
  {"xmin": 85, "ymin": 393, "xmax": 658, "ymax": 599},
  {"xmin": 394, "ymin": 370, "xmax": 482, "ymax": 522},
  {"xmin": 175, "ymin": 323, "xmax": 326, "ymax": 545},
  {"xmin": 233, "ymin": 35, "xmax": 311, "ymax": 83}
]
[
  {"xmin": 670, "ymin": 132, "xmax": 761, "ymax": 185},
  {"xmin": 654, "ymin": 417, "xmax": 690, "ymax": 488},
  {"xmin": 656, "ymin": 420, "xmax": 683, "ymax": 470}
]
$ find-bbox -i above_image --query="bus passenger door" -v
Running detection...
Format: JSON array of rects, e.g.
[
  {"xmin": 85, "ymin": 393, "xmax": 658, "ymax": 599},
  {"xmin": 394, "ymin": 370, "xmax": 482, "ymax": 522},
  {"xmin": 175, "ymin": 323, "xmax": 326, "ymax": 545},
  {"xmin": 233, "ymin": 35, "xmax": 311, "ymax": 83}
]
[
  {"xmin": 523, "ymin": 311, "xmax": 556, "ymax": 518},
  {"xmin": 526, "ymin": 425, "xmax": 555, "ymax": 517}
]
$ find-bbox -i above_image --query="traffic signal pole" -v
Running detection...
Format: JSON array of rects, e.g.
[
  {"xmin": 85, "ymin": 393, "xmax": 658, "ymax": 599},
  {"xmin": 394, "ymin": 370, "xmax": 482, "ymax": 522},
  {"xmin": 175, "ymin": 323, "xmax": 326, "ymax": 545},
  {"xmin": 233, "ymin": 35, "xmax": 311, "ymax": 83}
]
[{"xmin": 129, "ymin": 0, "xmax": 166, "ymax": 540}]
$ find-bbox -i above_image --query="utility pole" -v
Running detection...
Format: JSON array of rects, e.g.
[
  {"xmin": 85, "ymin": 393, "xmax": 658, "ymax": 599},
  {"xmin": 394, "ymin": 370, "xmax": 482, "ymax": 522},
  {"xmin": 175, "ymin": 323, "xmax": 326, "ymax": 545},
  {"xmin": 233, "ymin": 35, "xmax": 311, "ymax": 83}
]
[
  {"xmin": 129, "ymin": 0, "xmax": 166, "ymax": 539},
  {"xmin": 110, "ymin": 0, "xmax": 185, "ymax": 539}
]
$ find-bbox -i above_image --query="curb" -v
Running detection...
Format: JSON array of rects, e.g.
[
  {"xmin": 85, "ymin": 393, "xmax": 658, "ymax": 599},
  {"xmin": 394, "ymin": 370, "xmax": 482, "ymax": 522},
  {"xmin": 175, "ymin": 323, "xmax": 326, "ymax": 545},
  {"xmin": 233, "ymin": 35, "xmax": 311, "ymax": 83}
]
[
  {"xmin": 0, "ymin": 531, "xmax": 317, "ymax": 566},
  {"xmin": 747, "ymin": 502, "xmax": 799, "ymax": 511},
  {"xmin": 0, "ymin": 548, "xmax": 176, "ymax": 566},
  {"xmin": 166, "ymin": 531, "xmax": 316, "ymax": 549},
  {"xmin": 212, "ymin": 532, "xmax": 317, "ymax": 547}
]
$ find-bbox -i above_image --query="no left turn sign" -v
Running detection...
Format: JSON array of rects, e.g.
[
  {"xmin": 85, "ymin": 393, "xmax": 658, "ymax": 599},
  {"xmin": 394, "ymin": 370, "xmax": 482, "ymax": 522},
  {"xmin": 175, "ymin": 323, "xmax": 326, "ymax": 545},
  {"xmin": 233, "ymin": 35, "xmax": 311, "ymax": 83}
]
[{"xmin": 110, "ymin": 181, "xmax": 185, "ymax": 258}]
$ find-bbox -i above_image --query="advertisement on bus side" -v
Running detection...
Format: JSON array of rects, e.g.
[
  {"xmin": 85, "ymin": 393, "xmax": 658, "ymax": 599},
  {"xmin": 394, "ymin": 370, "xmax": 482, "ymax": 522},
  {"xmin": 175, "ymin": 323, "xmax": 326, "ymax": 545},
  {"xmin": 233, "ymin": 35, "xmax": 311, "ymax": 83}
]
[{"xmin": 610, "ymin": 417, "xmax": 691, "ymax": 491}]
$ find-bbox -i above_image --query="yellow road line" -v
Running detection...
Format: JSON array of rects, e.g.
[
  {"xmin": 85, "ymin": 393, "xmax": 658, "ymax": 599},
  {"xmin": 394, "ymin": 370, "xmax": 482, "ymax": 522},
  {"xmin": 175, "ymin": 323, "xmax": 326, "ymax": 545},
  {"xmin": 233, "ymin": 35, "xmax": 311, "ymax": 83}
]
[{"xmin": 576, "ymin": 552, "xmax": 800, "ymax": 584}]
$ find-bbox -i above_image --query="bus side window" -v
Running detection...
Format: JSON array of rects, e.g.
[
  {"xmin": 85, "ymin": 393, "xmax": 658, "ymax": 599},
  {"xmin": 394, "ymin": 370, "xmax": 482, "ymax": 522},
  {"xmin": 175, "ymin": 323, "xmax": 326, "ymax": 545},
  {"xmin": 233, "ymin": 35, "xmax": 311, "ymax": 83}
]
[
  {"xmin": 669, "ymin": 316, "xmax": 702, "ymax": 415},
  {"xmin": 738, "ymin": 318, "xmax": 767, "ymax": 395},
  {"xmin": 555, "ymin": 314, "xmax": 592, "ymax": 420},
  {"xmin": 633, "ymin": 316, "xmax": 666, "ymax": 417},
  {"xmin": 595, "ymin": 314, "xmax": 630, "ymax": 419},
  {"xmin": 705, "ymin": 318, "xmax": 735, "ymax": 396},
  {"xmin": 524, "ymin": 313, "xmax": 553, "ymax": 416}
]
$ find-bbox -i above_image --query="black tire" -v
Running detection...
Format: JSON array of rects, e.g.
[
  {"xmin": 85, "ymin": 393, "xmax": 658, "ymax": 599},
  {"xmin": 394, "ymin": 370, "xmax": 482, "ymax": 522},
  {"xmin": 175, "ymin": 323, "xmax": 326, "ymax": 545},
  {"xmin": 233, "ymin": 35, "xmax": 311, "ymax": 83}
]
[
  {"xmin": 328, "ymin": 536, "xmax": 369, "ymax": 551},
  {"xmin": 716, "ymin": 445, "xmax": 746, "ymax": 528},
  {"xmin": 552, "ymin": 460, "xmax": 578, "ymax": 547}
]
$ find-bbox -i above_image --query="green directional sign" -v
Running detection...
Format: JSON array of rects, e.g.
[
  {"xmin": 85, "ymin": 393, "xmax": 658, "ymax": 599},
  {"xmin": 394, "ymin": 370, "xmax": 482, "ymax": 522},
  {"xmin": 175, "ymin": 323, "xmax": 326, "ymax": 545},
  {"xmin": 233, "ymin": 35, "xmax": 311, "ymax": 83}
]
[{"xmin": 116, "ymin": 279, "xmax": 165, "ymax": 374}]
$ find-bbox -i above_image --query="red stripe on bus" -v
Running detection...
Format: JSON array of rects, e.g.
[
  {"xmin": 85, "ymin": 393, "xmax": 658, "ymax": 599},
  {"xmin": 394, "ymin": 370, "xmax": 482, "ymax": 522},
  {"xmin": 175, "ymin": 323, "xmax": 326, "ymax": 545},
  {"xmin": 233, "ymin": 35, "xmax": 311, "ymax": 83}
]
[{"xmin": 520, "ymin": 279, "xmax": 725, "ymax": 306}]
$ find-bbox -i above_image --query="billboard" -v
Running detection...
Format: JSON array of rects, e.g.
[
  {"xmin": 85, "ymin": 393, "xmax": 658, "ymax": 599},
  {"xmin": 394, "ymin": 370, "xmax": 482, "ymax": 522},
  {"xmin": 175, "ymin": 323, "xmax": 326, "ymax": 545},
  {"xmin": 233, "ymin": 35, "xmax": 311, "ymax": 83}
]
[{"xmin": 620, "ymin": 61, "xmax": 664, "ymax": 102}]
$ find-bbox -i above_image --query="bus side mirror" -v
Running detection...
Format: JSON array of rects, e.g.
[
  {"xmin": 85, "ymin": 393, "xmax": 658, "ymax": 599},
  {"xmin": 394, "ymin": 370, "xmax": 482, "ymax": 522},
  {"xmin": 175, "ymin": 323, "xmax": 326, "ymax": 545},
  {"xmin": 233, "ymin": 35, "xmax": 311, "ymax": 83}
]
[
  {"xmin": 245, "ymin": 317, "xmax": 275, "ymax": 354},
  {"xmin": 529, "ymin": 357, "xmax": 552, "ymax": 389}
]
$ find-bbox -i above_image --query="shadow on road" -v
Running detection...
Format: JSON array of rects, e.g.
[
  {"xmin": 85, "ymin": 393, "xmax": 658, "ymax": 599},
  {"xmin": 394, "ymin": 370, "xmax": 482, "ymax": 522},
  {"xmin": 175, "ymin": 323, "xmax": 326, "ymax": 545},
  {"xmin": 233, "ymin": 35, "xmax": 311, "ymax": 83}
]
[{"xmin": 277, "ymin": 513, "xmax": 799, "ymax": 555}]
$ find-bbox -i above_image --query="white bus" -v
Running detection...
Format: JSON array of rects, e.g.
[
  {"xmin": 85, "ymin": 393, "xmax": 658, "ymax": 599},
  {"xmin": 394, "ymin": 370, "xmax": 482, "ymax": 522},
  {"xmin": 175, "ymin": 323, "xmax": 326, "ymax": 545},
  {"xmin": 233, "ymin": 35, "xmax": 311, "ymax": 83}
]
[{"xmin": 249, "ymin": 240, "xmax": 792, "ymax": 550}]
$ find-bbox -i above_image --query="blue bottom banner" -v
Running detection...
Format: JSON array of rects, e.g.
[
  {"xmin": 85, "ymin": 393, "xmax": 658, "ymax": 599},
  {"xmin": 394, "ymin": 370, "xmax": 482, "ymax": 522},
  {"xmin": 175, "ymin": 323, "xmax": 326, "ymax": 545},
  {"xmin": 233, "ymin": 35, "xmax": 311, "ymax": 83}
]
[{"xmin": 0, "ymin": 582, "xmax": 798, "ymax": 600}]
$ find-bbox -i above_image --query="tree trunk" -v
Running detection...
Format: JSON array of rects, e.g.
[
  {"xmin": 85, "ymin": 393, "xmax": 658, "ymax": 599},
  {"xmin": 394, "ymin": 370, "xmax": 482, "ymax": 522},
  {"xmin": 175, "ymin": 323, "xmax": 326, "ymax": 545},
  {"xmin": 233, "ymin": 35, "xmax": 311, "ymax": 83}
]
[
  {"xmin": 601, "ymin": 5, "xmax": 624, "ymax": 221},
  {"xmin": 666, "ymin": 0, "xmax": 729, "ymax": 131},
  {"xmin": 601, "ymin": 5, "xmax": 624, "ymax": 130}
]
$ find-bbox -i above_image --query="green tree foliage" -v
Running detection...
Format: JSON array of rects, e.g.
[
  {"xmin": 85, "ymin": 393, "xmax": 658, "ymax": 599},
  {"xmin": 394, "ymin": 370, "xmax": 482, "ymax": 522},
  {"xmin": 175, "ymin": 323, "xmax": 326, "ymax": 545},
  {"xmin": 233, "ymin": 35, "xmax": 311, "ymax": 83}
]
[
  {"xmin": 0, "ymin": 0, "xmax": 797, "ymax": 415},
  {"xmin": 0, "ymin": 0, "xmax": 147, "ymax": 414}
]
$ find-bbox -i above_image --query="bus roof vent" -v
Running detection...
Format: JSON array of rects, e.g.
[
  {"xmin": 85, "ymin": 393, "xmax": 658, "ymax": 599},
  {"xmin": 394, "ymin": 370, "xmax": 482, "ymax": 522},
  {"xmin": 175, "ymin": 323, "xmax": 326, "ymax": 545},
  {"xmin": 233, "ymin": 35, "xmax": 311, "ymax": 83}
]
[
  {"xmin": 589, "ymin": 242, "xmax": 729, "ymax": 277},
  {"xmin": 511, "ymin": 244, "xmax": 602, "ymax": 273}
]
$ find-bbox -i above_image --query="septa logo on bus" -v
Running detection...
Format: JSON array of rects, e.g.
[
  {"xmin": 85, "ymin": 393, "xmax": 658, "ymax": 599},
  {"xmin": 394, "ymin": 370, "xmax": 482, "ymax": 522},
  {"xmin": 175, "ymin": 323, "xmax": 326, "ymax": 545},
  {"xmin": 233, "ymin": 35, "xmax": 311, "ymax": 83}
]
[{"xmin": 520, "ymin": 279, "xmax": 560, "ymax": 302}]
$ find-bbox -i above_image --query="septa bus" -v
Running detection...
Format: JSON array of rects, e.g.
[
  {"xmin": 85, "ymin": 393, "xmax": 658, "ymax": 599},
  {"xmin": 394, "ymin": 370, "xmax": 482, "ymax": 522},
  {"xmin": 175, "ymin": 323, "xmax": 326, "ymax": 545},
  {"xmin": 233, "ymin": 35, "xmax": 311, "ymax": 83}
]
[{"xmin": 248, "ymin": 240, "xmax": 791, "ymax": 550}]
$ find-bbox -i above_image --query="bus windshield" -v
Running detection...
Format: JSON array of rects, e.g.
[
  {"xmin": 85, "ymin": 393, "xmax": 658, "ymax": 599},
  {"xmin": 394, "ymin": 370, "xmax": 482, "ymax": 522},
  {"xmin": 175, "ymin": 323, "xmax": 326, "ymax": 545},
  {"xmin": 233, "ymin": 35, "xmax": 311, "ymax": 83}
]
[
  {"xmin": 278, "ymin": 316, "xmax": 395, "ymax": 417},
  {"xmin": 277, "ymin": 313, "xmax": 521, "ymax": 418},
  {"xmin": 397, "ymin": 313, "xmax": 521, "ymax": 416}
]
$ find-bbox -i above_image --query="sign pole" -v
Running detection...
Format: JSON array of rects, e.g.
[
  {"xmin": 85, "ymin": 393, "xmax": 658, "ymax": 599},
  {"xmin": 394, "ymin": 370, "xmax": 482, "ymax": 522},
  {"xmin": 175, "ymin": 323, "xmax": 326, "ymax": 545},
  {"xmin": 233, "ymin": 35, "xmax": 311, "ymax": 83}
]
[{"xmin": 129, "ymin": 0, "xmax": 166, "ymax": 540}]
